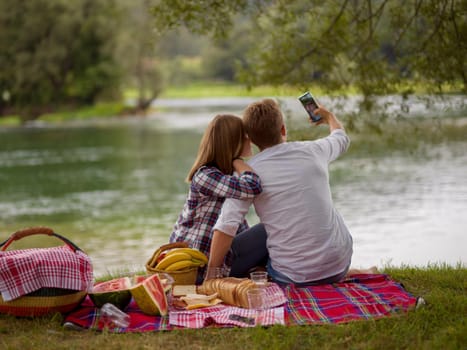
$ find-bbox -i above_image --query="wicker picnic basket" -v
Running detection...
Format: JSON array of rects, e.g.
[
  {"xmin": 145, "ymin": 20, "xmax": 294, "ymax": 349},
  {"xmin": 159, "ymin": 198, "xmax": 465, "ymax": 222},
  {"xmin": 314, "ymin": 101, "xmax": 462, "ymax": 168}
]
[
  {"xmin": 0, "ymin": 227, "xmax": 90, "ymax": 317},
  {"xmin": 146, "ymin": 242, "xmax": 198, "ymax": 285}
]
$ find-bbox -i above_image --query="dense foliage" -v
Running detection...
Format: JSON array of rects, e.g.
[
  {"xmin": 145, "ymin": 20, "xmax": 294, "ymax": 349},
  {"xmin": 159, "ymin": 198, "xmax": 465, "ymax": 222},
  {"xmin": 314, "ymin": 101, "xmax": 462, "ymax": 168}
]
[
  {"xmin": 152, "ymin": 0, "xmax": 467, "ymax": 100},
  {"xmin": 0, "ymin": 0, "xmax": 165, "ymax": 121},
  {"xmin": 0, "ymin": 0, "xmax": 122, "ymax": 120}
]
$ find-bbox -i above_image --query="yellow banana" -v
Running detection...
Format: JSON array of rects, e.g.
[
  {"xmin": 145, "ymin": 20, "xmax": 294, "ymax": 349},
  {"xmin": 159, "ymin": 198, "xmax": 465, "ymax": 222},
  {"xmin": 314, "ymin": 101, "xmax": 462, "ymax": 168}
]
[
  {"xmin": 168, "ymin": 248, "xmax": 208, "ymax": 264},
  {"xmin": 165, "ymin": 259, "xmax": 200, "ymax": 271},
  {"xmin": 191, "ymin": 258, "xmax": 206, "ymax": 267},
  {"xmin": 155, "ymin": 252, "xmax": 192, "ymax": 270}
]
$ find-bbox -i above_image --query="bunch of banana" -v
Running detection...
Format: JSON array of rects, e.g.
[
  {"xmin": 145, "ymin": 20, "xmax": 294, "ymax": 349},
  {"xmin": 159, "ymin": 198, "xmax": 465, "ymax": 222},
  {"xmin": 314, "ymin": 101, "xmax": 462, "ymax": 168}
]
[{"xmin": 154, "ymin": 248, "xmax": 208, "ymax": 272}]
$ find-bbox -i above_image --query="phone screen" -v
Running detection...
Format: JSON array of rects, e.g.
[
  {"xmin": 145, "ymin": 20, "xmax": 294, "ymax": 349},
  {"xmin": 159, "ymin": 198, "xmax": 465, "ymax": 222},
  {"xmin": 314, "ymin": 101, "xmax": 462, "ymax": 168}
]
[{"xmin": 298, "ymin": 92, "xmax": 321, "ymax": 122}]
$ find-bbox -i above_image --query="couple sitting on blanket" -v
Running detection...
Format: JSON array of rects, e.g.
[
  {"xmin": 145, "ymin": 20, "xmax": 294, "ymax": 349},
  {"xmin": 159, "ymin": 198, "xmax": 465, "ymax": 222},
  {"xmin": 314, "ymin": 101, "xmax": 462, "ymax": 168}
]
[{"xmin": 169, "ymin": 98, "xmax": 376, "ymax": 286}]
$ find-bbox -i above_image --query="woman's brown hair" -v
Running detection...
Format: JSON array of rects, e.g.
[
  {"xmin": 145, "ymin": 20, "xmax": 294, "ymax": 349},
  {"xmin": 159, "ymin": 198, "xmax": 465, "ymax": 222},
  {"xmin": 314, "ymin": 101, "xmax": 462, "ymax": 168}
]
[{"xmin": 186, "ymin": 114, "xmax": 246, "ymax": 182}]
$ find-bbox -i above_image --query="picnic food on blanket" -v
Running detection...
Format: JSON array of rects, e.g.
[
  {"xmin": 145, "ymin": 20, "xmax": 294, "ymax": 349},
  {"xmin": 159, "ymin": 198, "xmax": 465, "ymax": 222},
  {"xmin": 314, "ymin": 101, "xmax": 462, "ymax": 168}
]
[
  {"xmin": 198, "ymin": 277, "xmax": 257, "ymax": 308},
  {"xmin": 171, "ymin": 286, "xmax": 223, "ymax": 310},
  {"xmin": 89, "ymin": 277, "xmax": 133, "ymax": 310},
  {"xmin": 146, "ymin": 242, "xmax": 203, "ymax": 285},
  {"xmin": 172, "ymin": 285, "xmax": 197, "ymax": 297},
  {"xmin": 170, "ymin": 278, "xmax": 259, "ymax": 309},
  {"xmin": 152, "ymin": 247, "xmax": 208, "ymax": 271},
  {"xmin": 133, "ymin": 274, "xmax": 173, "ymax": 293},
  {"xmin": 180, "ymin": 292, "xmax": 223, "ymax": 310},
  {"xmin": 130, "ymin": 273, "xmax": 168, "ymax": 316},
  {"xmin": 64, "ymin": 275, "xmax": 418, "ymax": 331},
  {"xmin": 89, "ymin": 274, "xmax": 172, "ymax": 314}
]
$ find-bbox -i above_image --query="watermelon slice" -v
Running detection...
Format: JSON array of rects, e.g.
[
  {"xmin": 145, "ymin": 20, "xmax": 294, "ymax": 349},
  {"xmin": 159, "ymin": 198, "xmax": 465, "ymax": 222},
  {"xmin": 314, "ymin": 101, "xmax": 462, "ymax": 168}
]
[
  {"xmin": 132, "ymin": 274, "xmax": 173, "ymax": 293},
  {"xmin": 130, "ymin": 274, "xmax": 168, "ymax": 316},
  {"xmin": 89, "ymin": 277, "xmax": 132, "ymax": 310},
  {"xmin": 132, "ymin": 274, "xmax": 148, "ymax": 285}
]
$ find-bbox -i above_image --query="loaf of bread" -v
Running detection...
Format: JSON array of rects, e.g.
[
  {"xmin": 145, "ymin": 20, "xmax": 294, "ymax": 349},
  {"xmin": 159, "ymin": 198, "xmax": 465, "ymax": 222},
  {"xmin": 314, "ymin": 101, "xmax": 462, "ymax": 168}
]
[{"xmin": 198, "ymin": 277, "xmax": 257, "ymax": 308}]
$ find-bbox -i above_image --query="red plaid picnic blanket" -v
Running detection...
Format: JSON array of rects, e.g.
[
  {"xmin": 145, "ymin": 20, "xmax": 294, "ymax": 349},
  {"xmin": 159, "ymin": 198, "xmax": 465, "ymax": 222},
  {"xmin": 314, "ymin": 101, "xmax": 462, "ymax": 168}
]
[
  {"xmin": 63, "ymin": 274, "xmax": 418, "ymax": 333},
  {"xmin": 64, "ymin": 297, "xmax": 171, "ymax": 332},
  {"xmin": 0, "ymin": 245, "xmax": 93, "ymax": 301},
  {"xmin": 284, "ymin": 274, "xmax": 417, "ymax": 324}
]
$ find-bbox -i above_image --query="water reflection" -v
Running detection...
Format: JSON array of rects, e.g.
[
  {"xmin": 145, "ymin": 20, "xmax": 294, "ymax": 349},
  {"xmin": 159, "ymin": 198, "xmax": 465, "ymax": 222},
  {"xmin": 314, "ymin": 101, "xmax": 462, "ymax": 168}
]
[
  {"xmin": 0, "ymin": 98, "xmax": 466, "ymax": 276},
  {"xmin": 335, "ymin": 145, "xmax": 467, "ymax": 268}
]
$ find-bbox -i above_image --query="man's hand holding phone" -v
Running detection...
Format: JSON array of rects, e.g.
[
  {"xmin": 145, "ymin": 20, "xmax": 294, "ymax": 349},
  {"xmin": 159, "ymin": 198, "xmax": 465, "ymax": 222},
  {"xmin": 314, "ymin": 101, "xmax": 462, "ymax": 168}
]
[
  {"xmin": 313, "ymin": 106, "xmax": 344, "ymax": 131},
  {"xmin": 298, "ymin": 91, "xmax": 321, "ymax": 122},
  {"xmin": 299, "ymin": 91, "xmax": 343, "ymax": 131}
]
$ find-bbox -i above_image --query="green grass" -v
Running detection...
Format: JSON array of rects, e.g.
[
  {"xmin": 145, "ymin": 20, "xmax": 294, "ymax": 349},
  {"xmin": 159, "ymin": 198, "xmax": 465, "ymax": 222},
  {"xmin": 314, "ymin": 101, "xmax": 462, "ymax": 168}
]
[
  {"xmin": 1, "ymin": 265, "xmax": 465, "ymax": 349},
  {"xmin": 156, "ymin": 80, "xmax": 463, "ymax": 99},
  {"xmin": 0, "ymin": 115, "xmax": 22, "ymax": 126},
  {"xmin": 0, "ymin": 103, "xmax": 128, "ymax": 126},
  {"xmin": 156, "ymin": 82, "xmax": 321, "ymax": 98},
  {"xmin": 38, "ymin": 103, "xmax": 128, "ymax": 123}
]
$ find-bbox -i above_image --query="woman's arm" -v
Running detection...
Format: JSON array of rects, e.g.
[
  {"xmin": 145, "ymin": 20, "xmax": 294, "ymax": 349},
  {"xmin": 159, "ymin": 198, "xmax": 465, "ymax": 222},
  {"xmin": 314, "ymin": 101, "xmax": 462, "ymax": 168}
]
[{"xmin": 194, "ymin": 166, "xmax": 262, "ymax": 200}]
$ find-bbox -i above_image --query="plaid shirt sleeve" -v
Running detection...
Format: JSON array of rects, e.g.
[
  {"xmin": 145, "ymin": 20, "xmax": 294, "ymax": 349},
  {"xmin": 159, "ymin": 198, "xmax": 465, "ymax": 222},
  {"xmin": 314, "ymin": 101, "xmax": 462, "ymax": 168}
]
[{"xmin": 193, "ymin": 167, "xmax": 262, "ymax": 199}]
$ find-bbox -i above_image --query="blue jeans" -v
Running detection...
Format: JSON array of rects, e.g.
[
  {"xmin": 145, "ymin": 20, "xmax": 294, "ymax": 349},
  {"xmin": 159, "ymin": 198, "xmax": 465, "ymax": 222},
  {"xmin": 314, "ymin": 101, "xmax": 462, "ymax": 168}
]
[
  {"xmin": 267, "ymin": 260, "xmax": 350, "ymax": 286},
  {"xmin": 228, "ymin": 223, "xmax": 349, "ymax": 285}
]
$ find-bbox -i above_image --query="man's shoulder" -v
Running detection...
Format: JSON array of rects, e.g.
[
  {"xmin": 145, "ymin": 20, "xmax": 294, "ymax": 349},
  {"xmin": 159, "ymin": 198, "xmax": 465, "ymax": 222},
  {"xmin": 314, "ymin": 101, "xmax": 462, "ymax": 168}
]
[{"xmin": 249, "ymin": 142, "xmax": 312, "ymax": 163}]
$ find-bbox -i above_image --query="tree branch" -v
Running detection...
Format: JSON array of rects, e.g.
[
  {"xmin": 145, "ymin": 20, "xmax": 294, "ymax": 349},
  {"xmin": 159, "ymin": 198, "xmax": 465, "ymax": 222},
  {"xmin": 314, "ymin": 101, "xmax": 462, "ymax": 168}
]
[
  {"xmin": 350, "ymin": 0, "xmax": 389, "ymax": 61},
  {"xmin": 448, "ymin": 0, "xmax": 466, "ymax": 89},
  {"xmin": 417, "ymin": 0, "xmax": 449, "ymax": 52},
  {"xmin": 277, "ymin": 0, "xmax": 351, "ymax": 77},
  {"xmin": 393, "ymin": 0, "xmax": 423, "ymax": 49}
]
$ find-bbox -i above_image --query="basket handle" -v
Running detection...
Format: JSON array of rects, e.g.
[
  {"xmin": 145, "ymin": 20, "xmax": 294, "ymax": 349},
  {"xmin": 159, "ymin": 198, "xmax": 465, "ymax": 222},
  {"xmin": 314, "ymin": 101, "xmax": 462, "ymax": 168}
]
[
  {"xmin": 158, "ymin": 241, "xmax": 189, "ymax": 252},
  {"xmin": 0, "ymin": 226, "xmax": 82, "ymax": 252}
]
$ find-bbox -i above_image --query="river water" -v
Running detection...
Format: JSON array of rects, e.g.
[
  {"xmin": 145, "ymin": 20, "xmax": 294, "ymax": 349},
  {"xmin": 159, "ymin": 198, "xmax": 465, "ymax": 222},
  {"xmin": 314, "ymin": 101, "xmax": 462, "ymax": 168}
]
[{"xmin": 1, "ymin": 96, "xmax": 466, "ymax": 277}]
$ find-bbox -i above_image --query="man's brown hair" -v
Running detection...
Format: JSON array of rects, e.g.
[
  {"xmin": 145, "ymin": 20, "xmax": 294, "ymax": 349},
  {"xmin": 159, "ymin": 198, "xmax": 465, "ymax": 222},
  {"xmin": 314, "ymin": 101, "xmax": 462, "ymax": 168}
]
[{"xmin": 243, "ymin": 99, "xmax": 283, "ymax": 150}]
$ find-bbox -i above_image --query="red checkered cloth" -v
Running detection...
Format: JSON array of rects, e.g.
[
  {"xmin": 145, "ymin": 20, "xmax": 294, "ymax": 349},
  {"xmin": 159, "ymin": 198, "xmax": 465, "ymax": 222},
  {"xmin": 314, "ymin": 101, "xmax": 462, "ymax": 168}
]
[
  {"xmin": 0, "ymin": 245, "xmax": 93, "ymax": 301},
  {"xmin": 169, "ymin": 283, "xmax": 287, "ymax": 328},
  {"xmin": 169, "ymin": 305, "xmax": 284, "ymax": 328}
]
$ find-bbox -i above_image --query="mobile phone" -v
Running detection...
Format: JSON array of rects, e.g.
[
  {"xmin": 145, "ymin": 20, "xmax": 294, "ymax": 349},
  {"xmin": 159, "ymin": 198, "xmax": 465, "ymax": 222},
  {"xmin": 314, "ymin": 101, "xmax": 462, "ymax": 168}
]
[{"xmin": 298, "ymin": 91, "xmax": 321, "ymax": 122}]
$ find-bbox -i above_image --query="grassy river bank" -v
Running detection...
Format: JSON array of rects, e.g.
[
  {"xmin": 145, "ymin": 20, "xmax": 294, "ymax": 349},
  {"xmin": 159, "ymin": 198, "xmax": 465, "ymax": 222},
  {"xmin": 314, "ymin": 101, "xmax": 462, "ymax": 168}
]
[{"xmin": 0, "ymin": 265, "xmax": 465, "ymax": 349}]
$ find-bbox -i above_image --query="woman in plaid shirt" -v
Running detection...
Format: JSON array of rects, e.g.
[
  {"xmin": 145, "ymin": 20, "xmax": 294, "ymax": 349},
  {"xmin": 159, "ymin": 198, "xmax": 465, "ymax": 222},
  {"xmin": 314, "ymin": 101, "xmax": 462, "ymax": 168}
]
[{"xmin": 169, "ymin": 114, "xmax": 262, "ymax": 279}]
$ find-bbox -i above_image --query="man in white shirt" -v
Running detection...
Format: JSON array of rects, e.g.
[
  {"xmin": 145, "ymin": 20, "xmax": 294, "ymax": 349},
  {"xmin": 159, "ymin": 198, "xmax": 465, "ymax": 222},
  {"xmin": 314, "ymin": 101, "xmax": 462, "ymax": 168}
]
[{"xmin": 207, "ymin": 98, "xmax": 353, "ymax": 285}]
